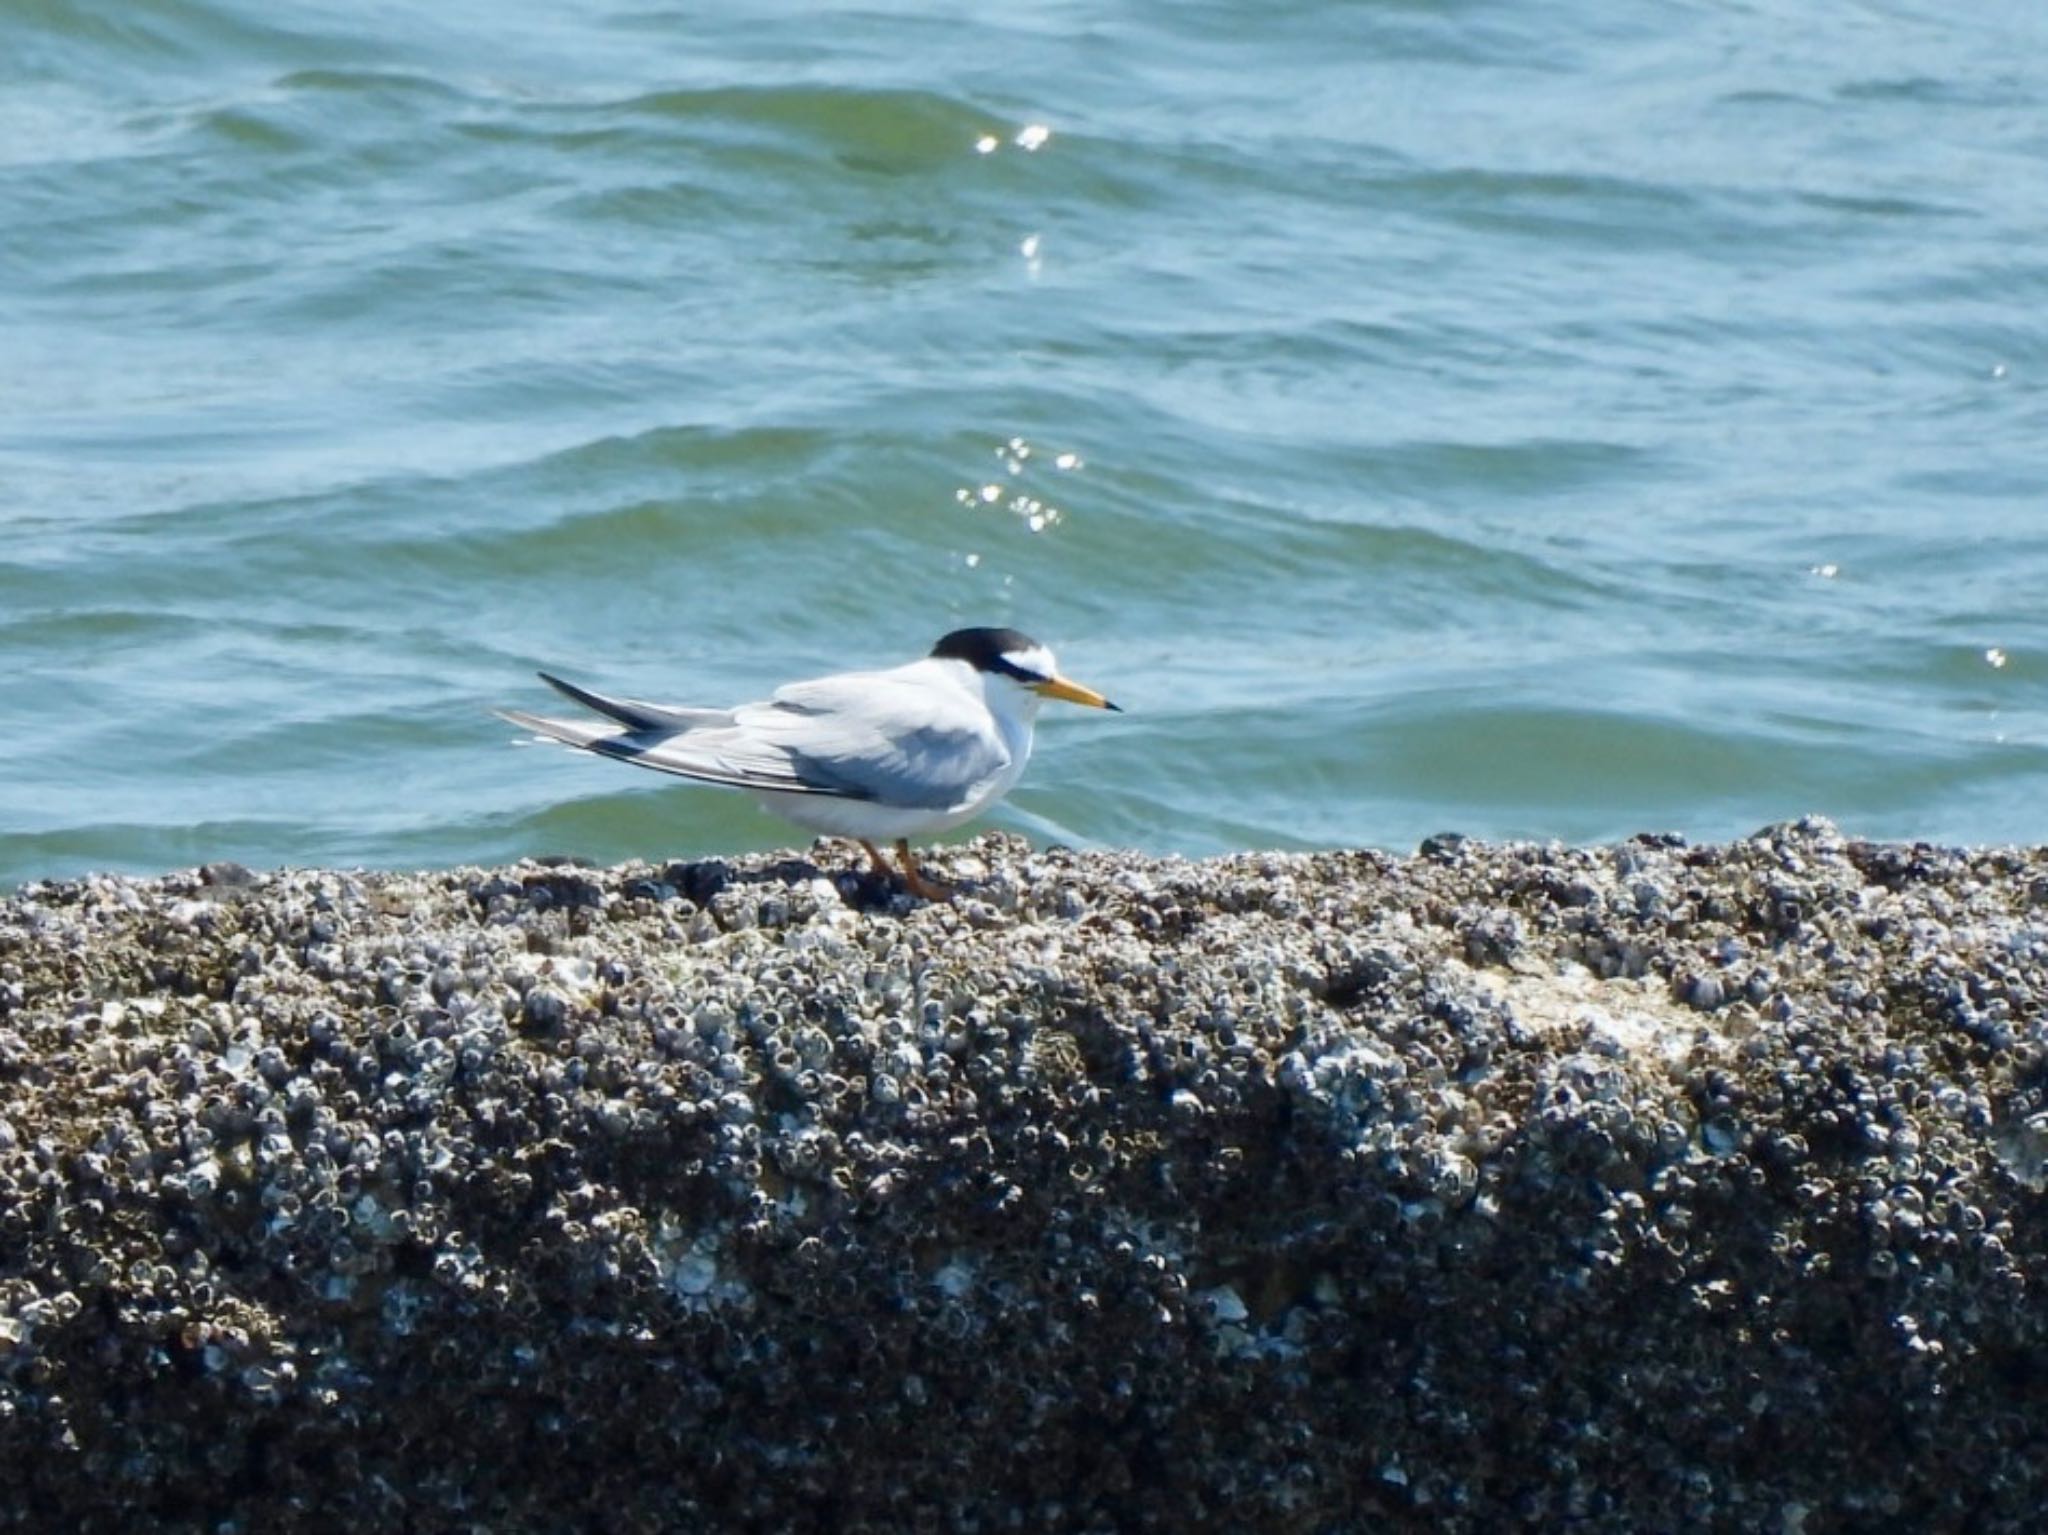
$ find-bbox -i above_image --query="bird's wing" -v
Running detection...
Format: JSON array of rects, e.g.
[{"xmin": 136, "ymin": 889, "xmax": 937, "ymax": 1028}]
[
  {"xmin": 536, "ymin": 672, "xmax": 732, "ymax": 733},
  {"xmin": 507, "ymin": 671, "xmax": 834, "ymax": 792},
  {"xmin": 738, "ymin": 670, "xmax": 1012, "ymax": 811},
  {"xmin": 497, "ymin": 705, "xmax": 863, "ymax": 797},
  {"xmin": 500, "ymin": 666, "xmax": 1011, "ymax": 809}
]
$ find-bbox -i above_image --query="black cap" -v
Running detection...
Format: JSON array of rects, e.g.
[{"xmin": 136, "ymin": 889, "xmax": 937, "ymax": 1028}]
[{"xmin": 930, "ymin": 627, "xmax": 1047, "ymax": 680}]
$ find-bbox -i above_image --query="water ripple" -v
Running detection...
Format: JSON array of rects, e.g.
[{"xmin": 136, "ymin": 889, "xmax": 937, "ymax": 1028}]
[{"xmin": 6, "ymin": 0, "xmax": 2048, "ymax": 880}]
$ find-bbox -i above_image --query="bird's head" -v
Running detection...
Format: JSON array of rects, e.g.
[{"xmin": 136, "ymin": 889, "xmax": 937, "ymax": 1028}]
[{"xmin": 930, "ymin": 626, "xmax": 1121, "ymax": 713}]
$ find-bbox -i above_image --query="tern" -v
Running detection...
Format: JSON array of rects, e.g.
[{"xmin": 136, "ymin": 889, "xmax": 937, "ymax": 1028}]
[{"xmin": 498, "ymin": 627, "xmax": 1120, "ymax": 900}]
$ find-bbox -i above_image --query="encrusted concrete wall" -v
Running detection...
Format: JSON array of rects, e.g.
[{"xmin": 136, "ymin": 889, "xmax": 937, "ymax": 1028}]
[{"xmin": 2, "ymin": 822, "xmax": 2045, "ymax": 1531}]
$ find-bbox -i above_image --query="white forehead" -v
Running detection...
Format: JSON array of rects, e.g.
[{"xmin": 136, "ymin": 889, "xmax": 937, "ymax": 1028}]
[{"xmin": 1002, "ymin": 643, "xmax": 1057, "ymax": 679}]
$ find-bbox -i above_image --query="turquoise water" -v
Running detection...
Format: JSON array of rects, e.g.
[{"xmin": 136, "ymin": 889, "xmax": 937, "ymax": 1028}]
[{"xmin": 4, "ymin": 0, "xmax": 2047, "ymax": 883}]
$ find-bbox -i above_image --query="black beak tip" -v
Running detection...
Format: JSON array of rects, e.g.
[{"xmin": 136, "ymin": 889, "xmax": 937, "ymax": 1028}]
[{"xmin": 1105, "ymin": 699, "xmax": 1124, "ymax": 713}]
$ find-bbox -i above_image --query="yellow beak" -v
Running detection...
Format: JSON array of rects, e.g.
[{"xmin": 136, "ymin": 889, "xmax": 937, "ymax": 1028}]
[{"xmin": 1032, "ymin": 675, "xmax": 1122, "ymax": 711}]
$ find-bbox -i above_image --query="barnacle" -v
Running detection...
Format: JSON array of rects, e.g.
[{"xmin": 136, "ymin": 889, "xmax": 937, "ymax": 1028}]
[{"xmin": 0, "ymin": 824, "xmax": 2042, "ymax": 1528}]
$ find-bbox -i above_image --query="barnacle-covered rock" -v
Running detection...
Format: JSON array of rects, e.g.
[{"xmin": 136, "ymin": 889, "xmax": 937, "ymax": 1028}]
[{"xmin": 0, "ymin": 821, "xmax": 2044, "ymax": 1530}]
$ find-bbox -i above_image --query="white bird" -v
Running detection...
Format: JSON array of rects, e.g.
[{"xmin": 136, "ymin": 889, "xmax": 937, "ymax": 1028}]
[{"xmin": 497, "ymin": 626, "xmax": 1120, "ymax": 900}]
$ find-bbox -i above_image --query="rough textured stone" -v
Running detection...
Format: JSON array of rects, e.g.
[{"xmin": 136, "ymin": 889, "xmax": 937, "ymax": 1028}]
[{"xmin": 1, "ymin": 820, "xmax": 2045, "ymax": 1531}]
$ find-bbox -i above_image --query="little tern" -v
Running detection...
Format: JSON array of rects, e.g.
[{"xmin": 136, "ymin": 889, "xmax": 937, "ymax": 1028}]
[{"xmin": 498, "ymin": 627, "xmax": 1120, "ymax": 899}]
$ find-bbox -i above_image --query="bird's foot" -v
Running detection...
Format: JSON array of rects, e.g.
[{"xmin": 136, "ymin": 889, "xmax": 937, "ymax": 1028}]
[
  {"xmin": 894, "ymin": 839, "xmax": 956, "ymax": 903},
  {"xmin": 898, "ymin": 867, "xmax": 955, "ymax": 903},
  {"xmin": 852, "ymin": 839, "xmax": 956, "ymax": 902}
]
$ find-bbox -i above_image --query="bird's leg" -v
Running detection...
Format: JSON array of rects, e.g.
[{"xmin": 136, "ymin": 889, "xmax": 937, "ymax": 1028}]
[
  {"xmin": 858, "ymin": 839, "xmax": 896, "ymax": 879},
  {"xmin": 894, "ymin": 839, "xmax": 955, "ymax": 902}
]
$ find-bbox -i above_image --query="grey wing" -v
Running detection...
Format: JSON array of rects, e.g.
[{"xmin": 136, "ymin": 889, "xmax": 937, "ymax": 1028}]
[
  {"xmin": 535, "ymin": 672, "xmax": 732, "ymax": 733},
  {"xmin": 499, "ymin": 668, "xmax": 1008, "ymax": 807},
  {"xmin": 739, "ymin": 673, "xmax": 1011, "ymax": 810},
  {"xmin": 497, "ymin": 674, "xmax": 871, "ymax": 799}
]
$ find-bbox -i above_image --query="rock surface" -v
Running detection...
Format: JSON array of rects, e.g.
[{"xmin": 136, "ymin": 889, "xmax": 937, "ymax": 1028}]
[{"xmin": 1, "ymin": 821, "xmax": 2045, "ymax": 1531}]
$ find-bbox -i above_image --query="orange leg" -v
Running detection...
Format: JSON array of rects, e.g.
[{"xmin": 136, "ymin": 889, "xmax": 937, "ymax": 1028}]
[
  {"xmin": 894, "ymin": 839, "xmax": 954, "ymax": 902},
  {"xmin": 856, "ymin": 838, "xmax": 952, "ymax": 900}
]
